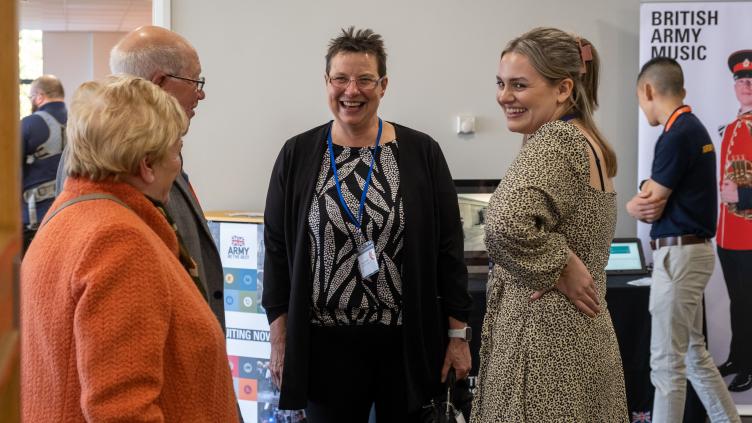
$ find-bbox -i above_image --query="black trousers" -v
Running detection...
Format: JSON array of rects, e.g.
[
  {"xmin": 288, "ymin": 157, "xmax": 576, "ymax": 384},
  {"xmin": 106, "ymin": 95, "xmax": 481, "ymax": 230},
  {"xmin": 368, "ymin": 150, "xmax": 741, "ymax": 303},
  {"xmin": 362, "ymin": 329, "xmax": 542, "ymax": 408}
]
[
  {"xmin": 305, "ymin": 324, "xmax": 417, "ymax": 423},
  {"xmin": 22, "ymin": 228, "xmax": 36, "ymax": 257},
  {"xmin": 717, "ymin": 246, "xmax": 752, "ymax": 372}
]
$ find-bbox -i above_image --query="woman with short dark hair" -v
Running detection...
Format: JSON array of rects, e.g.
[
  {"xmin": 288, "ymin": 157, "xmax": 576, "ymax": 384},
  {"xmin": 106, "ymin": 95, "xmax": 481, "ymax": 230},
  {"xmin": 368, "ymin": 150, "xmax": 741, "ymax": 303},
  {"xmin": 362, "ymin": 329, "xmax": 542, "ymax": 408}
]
[{"xmin": 263, "ymin": 27, "xmax": 473, "ymax": 422}]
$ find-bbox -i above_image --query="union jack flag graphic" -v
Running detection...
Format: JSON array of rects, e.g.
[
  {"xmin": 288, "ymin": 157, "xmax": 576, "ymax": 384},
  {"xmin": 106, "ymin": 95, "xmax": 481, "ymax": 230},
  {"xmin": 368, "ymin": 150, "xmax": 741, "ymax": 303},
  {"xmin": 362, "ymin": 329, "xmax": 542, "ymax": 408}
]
[
  {"xmin": 631, "ymin": 411, "xmax": 651, "ymax": 423},
  {"xmin": 231, "ymin": 235, "xmax": 245, "ymax": 247}
]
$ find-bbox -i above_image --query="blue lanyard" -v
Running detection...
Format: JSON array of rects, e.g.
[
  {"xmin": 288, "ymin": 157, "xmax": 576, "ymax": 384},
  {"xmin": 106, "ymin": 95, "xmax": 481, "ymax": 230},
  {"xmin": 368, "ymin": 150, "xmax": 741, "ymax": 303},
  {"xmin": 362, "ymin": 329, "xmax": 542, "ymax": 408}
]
[
  {"xmin": 560, "ymin": 113, "xmax": 579, "ymax": 122},
  {"xmin": 327, "ymin": 118, "xmax": 383, "ymax": 230}
]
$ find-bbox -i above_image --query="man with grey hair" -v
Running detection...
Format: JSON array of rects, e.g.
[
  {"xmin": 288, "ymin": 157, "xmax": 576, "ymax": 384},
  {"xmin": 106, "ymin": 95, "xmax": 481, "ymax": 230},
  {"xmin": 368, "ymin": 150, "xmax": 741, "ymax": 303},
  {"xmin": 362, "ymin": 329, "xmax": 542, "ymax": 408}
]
[
  {"xmin": 109, "ymin": 25, "xmax": 205, "ymax": 120},
  {"xmin": 56, "ymin": 26, "xmax": 224, "ymax": 332},
  {"xmin": 22, "ymin": 74, "xmax": 67, "ymax": 254}
]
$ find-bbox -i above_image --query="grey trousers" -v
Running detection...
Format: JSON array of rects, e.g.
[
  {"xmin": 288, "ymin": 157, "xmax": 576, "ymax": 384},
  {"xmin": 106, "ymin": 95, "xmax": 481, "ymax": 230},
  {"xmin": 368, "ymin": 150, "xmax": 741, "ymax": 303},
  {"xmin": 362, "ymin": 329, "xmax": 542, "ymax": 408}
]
[{"xmin": 649, "ymin": 242, "xmax": 740, "ymax": 423}]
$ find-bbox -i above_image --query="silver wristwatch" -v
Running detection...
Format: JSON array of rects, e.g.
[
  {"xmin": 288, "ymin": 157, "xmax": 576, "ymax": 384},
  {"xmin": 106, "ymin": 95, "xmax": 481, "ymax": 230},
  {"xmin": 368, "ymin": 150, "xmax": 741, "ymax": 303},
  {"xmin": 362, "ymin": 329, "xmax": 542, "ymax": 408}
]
[{"xmin": 448, "ymin": 326, "xmax": 472, "ymax": 342}]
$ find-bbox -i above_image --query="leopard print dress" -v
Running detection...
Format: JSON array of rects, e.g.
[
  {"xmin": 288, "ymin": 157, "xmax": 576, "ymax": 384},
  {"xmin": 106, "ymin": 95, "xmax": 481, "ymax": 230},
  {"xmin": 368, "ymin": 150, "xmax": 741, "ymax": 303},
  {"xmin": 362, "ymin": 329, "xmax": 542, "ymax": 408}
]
[{"xmin": 471, "ymin": 120, "xmax": 628, "ymax": 422}]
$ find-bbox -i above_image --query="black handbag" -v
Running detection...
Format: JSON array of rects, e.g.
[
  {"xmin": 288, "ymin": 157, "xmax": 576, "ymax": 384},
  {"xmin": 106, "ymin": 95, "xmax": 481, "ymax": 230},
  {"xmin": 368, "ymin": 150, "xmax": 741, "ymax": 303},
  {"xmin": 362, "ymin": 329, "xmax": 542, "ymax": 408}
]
[{"xmin": 420, "ymin": 368, "xmax": 473, "ymax": 423}]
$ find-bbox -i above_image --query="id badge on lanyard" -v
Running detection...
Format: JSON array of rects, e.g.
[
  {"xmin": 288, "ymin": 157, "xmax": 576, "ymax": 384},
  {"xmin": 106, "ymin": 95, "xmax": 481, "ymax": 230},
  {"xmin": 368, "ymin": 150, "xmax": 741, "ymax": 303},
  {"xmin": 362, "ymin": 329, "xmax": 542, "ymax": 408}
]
[
  {"xmin": 327, "ymin": 118, "xmax": 383, "ymax": 279},
  {"xmin": 357, "ymin": 240, "xmax": 379, "ymax": 279}
]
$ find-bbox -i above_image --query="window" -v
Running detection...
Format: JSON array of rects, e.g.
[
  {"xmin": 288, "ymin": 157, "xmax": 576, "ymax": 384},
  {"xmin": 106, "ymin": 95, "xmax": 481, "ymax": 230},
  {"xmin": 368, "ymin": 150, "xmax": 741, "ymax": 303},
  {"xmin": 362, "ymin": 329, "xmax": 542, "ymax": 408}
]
[{"xmin": 19, "ymin": 29, "xmax": 43, "ymax": 119}]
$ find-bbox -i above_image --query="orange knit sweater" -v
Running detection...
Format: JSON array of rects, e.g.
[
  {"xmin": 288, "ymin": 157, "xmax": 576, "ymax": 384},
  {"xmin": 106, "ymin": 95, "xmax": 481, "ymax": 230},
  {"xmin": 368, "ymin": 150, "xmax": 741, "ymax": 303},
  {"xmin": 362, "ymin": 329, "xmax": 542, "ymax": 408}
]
[{"xmin": 21, "ymin": 178, "xmax": 238, "ymax": 422}]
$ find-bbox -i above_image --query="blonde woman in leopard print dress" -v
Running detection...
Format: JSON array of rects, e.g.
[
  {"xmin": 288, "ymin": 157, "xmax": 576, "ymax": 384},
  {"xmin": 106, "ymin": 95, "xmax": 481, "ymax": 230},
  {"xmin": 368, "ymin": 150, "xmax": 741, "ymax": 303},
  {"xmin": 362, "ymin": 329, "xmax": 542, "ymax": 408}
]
[{"xmin": 471, "ymin": 28, "xmax": 628, "ymax": 422}]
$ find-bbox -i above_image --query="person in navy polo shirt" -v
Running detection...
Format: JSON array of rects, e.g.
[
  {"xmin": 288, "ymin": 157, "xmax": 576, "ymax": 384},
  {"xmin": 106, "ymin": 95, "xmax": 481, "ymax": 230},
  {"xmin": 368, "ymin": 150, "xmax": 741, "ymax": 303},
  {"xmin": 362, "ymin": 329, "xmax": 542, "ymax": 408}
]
[
  {"xmin": 21, "ymin": 75, "xmax": 67, "ymax": 254},
  {"xmin": 627, "ymin": 57, "xmax": 740, "ymax": 423}
]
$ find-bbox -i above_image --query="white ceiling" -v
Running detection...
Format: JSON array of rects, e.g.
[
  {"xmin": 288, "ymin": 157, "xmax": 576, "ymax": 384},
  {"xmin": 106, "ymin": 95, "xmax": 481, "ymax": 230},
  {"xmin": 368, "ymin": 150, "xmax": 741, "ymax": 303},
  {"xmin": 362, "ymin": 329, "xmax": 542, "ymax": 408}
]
[{"xmin": 20, "ymin": 0, "xmax": 152, "ymax": 32}]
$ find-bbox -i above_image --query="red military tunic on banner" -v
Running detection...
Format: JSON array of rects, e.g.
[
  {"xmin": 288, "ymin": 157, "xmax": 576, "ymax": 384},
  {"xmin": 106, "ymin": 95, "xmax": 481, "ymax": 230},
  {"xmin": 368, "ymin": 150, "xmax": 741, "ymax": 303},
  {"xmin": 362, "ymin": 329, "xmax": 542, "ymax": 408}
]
[{"xmin": 717, "ymin": 111, "xmax": 752, "ymax": 250}]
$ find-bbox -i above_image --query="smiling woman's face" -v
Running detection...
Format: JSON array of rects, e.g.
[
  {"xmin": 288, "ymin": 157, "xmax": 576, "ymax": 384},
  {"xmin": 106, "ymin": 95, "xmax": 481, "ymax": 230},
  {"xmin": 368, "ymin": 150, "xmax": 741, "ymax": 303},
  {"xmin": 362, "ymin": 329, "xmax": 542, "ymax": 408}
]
[
  {"xmin": 496, "ymin": 52, "xmax": 567, "ymax": 135},
  {"xmin": 326, "ymin": 52, "xmax": 387, "ymax": 131}
]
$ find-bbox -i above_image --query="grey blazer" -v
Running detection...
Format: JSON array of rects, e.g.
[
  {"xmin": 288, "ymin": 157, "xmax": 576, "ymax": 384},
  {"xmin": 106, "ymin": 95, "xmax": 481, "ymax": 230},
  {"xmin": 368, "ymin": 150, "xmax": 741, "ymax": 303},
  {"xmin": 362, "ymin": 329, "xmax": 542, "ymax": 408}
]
[
  {"xmin": 168, "ymin": 172, "xmax": 225, "ymax": 331},
  {"xmin": 55, "ymin": 153, "xmax": 226, "ymax": 331}
]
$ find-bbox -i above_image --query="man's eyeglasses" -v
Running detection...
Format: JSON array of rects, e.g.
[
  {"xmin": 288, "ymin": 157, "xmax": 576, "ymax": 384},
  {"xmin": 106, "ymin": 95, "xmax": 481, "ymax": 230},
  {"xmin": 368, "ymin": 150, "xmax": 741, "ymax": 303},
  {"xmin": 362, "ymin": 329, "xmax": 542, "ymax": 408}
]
[
  {"xmin": 167, "ymin": 74, "xmax": 205, "ymax": 91},
  {"xmin": 327, "ymin": 75, "xmax": 384, "ymax": 90}
]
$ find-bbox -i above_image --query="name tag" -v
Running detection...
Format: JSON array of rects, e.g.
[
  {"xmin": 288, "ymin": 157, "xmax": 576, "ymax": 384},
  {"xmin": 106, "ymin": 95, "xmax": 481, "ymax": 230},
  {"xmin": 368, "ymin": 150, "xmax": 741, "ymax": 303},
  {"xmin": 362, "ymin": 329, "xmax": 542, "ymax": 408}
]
[{"xmin": 357, "ymin": 240, "xmax": 379, "ymax": 279}]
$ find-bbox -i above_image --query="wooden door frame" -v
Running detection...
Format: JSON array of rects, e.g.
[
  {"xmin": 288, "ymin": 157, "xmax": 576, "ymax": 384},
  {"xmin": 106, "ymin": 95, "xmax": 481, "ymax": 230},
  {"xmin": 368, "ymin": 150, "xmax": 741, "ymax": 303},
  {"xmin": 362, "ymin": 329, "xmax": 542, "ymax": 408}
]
[{"xmin": 0, "ymin": 0, "xmax": 21, "ymax": 421}]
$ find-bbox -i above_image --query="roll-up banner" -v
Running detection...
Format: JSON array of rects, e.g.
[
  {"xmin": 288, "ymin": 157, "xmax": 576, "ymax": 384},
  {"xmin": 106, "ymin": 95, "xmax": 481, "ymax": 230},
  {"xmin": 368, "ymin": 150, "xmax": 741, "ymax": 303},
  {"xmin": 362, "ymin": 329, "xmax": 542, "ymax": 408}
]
[
  {"xmin": 207, "ymin": 213, "xmax": 308, "ymax": 423},
  {"xmin": 639, "ymin": 1, "xmax": 752, "ymax": 414}
]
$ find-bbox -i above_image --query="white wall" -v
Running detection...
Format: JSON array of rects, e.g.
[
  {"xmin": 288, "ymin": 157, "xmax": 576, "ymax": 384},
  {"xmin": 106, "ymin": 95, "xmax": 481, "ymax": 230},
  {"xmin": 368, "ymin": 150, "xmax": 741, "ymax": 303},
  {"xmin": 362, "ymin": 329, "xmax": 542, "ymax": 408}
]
[
  {"xmin": 43, "ymin": 32, "xmax": 92, "ymax": 104},
  {"xmin": 43, "ymin": 32, "xmax": 126, "ymax": 103},
  {"xmin": 172, "ymin": 0, "xmax": 646, "ymax": 237},
  {"xmin": 92, "ymin": 32, "xmax": 126, "ymax": 80}
]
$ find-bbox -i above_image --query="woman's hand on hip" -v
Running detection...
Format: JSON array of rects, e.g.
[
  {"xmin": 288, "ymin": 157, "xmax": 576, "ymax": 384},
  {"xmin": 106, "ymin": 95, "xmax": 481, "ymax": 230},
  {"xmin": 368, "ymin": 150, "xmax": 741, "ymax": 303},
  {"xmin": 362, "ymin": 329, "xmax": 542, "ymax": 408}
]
[
  {"xmin": 270, "ymin": 314, "xmax": 288, "ymax": 390},
  {"xmin": 530, "ymin": 251, "xmax": 600, "ymax": 318},
  {"xmin": 557, "ymin": 251, "xmax": 600, "ymax": 317}
]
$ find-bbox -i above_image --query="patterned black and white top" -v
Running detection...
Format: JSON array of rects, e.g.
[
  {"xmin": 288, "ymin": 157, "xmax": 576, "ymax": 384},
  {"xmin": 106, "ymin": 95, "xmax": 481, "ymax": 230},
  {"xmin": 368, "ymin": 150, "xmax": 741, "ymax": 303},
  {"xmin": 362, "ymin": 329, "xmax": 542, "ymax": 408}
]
[{"xmin": 308, "ymin": 139, "xmax": 404, "ymax": 326}]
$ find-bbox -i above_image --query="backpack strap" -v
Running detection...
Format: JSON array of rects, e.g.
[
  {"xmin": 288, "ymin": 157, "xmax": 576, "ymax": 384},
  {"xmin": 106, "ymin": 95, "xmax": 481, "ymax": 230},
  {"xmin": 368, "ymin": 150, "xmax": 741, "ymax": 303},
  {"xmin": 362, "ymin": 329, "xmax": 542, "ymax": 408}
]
[{"xmin": 26, "ymin": 110, "xmax": 65, "ymax": 164}]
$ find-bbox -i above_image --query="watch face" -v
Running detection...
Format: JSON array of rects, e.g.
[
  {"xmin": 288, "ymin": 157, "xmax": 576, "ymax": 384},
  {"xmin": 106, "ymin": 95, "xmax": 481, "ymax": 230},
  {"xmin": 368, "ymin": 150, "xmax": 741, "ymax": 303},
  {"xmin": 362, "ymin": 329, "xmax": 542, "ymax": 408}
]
[{"xmin": 465, "ymin": 326, "xmax": 472, "ymax": 342}]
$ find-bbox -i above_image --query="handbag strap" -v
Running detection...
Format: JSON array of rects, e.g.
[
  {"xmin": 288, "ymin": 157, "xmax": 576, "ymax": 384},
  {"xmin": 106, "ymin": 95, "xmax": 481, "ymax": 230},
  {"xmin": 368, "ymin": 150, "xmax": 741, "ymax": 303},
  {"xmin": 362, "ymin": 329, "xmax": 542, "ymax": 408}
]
[
  {"xmin": 40, "ymin": 193, "xmax": 131, "ymax": 229},
  {"xmin": 446, "ymin": 367, "xmax": 457, "ymax": 393}
]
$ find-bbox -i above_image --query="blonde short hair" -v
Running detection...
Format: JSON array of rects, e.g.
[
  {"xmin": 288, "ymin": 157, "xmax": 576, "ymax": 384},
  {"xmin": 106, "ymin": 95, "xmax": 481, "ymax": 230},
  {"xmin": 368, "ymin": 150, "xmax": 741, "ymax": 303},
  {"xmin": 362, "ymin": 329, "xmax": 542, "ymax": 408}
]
[{"xmin": 65, "ymin": 74, "xmax": 187, "ymax": 180}]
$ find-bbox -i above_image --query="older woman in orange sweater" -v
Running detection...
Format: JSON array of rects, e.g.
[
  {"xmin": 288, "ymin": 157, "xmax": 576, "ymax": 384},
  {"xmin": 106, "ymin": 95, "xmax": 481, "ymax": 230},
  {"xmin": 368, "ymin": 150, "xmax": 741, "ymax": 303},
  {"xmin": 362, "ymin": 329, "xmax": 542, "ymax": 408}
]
[{"xmin": 21, "ymin": 75, "xmax": 238, "ymax": 422}]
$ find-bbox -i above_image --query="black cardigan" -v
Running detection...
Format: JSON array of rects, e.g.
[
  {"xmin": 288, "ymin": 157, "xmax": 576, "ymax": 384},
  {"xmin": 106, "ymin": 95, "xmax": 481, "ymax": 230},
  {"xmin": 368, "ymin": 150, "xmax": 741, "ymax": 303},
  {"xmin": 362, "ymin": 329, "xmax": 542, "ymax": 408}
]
[{"xmin": 262, "ymin": 121, "xmax": 472, "ymax": 411}]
